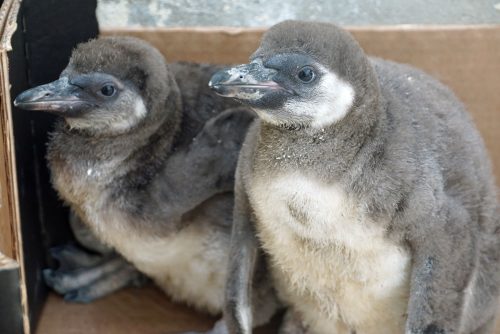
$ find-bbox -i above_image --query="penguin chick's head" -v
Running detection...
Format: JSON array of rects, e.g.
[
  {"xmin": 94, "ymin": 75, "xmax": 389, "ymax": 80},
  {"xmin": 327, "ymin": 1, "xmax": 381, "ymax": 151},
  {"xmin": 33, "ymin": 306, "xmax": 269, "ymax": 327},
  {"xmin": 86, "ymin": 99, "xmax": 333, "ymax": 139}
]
[
  {"xmin": 209, "ymin": 20, "xmax": 378, "ymax": 129},
  {"xmin": 15, "ymin": 36, "xmax": 177, "ymax": 135}
]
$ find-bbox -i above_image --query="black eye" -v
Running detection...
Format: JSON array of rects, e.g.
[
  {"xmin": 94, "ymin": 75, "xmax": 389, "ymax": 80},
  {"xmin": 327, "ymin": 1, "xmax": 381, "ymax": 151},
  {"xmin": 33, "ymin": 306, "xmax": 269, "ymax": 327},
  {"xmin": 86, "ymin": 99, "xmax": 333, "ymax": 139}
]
[
  {"xmin": 100, "ymin": 84, "xmax": 115, "ymax": 97},
  {"xmin": 297, "ymin": 66, "xmax": 315, "ymax": 83}
]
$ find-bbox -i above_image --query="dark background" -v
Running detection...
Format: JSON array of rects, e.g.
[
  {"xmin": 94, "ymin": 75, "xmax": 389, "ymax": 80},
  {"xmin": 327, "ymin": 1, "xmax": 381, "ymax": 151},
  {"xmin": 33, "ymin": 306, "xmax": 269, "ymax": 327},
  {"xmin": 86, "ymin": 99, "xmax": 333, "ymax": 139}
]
[{"xmin": 8, "ymin": 0, "xmax": 98, "ymax": 330}]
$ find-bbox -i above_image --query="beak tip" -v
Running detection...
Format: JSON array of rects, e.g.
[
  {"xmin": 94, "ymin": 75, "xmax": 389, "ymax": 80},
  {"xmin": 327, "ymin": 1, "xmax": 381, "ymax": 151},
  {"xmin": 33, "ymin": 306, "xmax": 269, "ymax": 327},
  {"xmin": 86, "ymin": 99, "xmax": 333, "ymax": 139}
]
[
  {"xmin": 208, "ymin": 78, "xmax": 223, "ymax": 94},
  {"xmin": 13, "ymin": 91, "xmax": 27, "ymax": 107},
  {"xmin": 13, "ymin": 95, "xmax": 25, "ymax": 108},
  {"xmin": 12, "ymin": 87, "xmax": 37, "ymax": 109}
]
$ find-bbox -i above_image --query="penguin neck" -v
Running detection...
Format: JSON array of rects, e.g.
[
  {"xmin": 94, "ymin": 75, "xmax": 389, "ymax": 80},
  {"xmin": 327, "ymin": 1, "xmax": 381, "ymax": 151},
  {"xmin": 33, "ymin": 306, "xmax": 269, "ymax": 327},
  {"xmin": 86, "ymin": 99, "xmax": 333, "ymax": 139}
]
[{"xmin": 257, "ymin": 89, "xmax": 387, "ymax": 180}]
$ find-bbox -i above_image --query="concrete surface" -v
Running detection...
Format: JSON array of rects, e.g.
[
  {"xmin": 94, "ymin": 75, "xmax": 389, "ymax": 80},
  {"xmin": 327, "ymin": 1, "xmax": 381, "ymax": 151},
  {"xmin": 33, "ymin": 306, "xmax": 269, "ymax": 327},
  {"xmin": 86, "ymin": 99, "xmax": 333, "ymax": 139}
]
[{"xmin": 97, "ymin": 0, "xmax": 500, "ymax": 28}]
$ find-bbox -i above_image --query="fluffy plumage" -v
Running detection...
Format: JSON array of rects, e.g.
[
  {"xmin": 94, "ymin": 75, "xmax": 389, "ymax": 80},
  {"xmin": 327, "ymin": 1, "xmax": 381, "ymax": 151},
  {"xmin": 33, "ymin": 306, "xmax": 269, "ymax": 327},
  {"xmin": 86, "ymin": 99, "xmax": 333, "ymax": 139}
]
[
  {"xmin": 210, "ymin": 20, "xmax": 500, "ymax": 334},
  {"xmin": 15, "ymin": 36, "xmax": 279, "ymax": 324}
]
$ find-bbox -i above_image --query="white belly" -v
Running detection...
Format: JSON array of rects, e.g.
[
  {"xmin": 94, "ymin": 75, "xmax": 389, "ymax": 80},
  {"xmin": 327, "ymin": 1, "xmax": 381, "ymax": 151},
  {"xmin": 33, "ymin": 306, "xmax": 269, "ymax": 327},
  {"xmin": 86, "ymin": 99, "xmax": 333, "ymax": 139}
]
[
  {"xmin": 249, "ymin": 173, "xmax": 411, "ymax": 334},
  {"xmin": 81, "ymin": 198, "xmax": 229, "ymax": 315},
  {"xmin": 115, "ymin": 222, "xmax": 229, "ymax": 315},
  {"xmin": 53, "ymin": 159, "xmax": 229, "ymax": 314}
]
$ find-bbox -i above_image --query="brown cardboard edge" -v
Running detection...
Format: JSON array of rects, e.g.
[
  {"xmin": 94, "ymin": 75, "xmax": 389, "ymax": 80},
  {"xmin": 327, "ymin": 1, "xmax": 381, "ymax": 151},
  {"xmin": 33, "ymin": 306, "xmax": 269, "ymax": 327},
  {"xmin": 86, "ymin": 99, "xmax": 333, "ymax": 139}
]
[
  {"xmin": 0, "ymin": 0, "xmax": 29, "ymax": 332},
  {"xmin": 0, "ymin": 58, "xmax": 15, "ymax": 258},
  {"xmin": 0, "ymin": 0, "xmax": 13, "ymax": 32},
  {"xmin": 0, "ymin": 51, "xmax": 29, "ymax": 334},
  {"xmin": 0, "ymin": 0, "xmax": 20, "ymax": 51},
  {"xmin": 0, "ymin": 0, "xmax": 21, "ymax": 266}
]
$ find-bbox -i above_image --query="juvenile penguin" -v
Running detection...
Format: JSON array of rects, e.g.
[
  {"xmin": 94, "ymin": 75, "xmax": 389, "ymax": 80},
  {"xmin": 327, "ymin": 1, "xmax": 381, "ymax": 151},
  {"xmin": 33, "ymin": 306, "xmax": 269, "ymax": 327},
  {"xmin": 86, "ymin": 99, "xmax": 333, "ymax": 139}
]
[
  {"xmin": 14, "ymin": 36, "xmax": 279, "ymax": 327},
  {"xmin": 209, "ymin": 21, "xmax": 500, "ymax": 334}
]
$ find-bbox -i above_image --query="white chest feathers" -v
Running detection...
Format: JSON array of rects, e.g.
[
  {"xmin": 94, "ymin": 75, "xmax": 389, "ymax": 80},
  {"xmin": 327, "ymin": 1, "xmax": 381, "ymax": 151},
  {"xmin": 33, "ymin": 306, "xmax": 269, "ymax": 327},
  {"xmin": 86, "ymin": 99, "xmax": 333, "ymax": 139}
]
[
  {"xmin": 115, "ymin": 222, "xmax": 230, "ymax": 315},
  {"xmin": 249, "ymin": 173, "xmax": 411, "ymax": 334},
  {"xmin": 77, "ymin": 200, "xmax": 229, "ymax": 315},
  {"xmin": 53, "ymin": 158, "xmax": 229, "ymax": 315}
]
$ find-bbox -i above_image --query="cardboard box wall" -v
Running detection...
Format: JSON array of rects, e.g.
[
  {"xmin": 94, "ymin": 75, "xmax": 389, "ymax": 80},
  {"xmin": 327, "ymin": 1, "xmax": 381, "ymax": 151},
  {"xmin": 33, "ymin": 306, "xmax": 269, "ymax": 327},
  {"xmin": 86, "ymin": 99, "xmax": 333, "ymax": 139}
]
[{"xmin": 0, "ymin": 0, "xmax": 499, "ymax": 332}]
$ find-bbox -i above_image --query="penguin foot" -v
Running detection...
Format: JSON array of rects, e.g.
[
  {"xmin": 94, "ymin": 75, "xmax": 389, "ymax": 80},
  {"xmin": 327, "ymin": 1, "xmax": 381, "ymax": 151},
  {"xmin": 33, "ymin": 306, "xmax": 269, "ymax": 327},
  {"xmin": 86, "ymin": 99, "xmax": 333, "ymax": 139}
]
[
  {"xmin": 44, "ymin": 245, "xmax": 147, "ymax": 302},
  {"xmin": 49, "ymin": 243, "xmax": 103, "ymax": 270}
]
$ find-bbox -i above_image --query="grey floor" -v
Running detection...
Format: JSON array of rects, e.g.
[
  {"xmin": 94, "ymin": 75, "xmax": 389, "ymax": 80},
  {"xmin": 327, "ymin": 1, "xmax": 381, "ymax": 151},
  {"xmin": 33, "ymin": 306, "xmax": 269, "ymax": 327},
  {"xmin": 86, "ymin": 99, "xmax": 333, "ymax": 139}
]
[{"xmin": 97, "ymin": 0, "xmax": 500, "ymax": 28}]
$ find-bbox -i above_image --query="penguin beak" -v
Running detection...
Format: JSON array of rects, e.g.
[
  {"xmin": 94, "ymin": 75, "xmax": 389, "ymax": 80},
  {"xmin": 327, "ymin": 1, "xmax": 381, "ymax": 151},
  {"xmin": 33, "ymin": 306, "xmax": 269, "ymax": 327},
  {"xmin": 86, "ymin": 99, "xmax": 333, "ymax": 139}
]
[
  {"xmin": 14, "ymin": 77, "xmax": 96, "ymax": 117},
  {"xmin": 209, "ymin": 60, "xmax": 284, "ymax": 100}
]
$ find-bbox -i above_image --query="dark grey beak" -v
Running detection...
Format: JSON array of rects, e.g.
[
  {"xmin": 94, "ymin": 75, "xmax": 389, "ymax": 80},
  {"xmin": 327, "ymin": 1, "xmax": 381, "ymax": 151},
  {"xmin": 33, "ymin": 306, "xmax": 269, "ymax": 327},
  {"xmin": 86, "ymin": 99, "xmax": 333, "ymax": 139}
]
[
  {"xmin": 208, "ymin": 60, "xmax": 283, "ymax": 100},
  {"xmin": 14, "ymin": 77, "xmax": 95, "ymax": 117}
]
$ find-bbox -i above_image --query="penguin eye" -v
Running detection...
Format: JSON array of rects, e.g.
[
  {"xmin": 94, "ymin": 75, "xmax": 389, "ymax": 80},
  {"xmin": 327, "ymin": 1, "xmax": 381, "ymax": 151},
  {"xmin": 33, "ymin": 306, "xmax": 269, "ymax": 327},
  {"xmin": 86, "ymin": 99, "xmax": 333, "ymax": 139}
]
[
  {"xmin": 100, "ymin": 84, "xmax": 116, "ymax": 97},
  {"xmin": 297, "ymin": 66, "xmax": 315, "ymax": 83}
]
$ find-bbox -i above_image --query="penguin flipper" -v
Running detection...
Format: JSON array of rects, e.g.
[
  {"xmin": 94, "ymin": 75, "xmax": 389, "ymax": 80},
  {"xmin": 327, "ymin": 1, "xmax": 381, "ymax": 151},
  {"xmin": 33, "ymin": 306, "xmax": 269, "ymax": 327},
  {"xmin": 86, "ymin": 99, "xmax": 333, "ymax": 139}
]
[{"xmin": 153, "ymin": 107, "xmax": 255, "ymax": 220}]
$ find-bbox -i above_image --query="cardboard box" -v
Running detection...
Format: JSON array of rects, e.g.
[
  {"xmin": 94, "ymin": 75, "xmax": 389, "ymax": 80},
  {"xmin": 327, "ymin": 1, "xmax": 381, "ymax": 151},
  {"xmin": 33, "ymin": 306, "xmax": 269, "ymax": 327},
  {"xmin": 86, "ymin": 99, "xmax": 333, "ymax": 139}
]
[{"xmin": 0, "ymin": 0, "xmax": 499, "ymax": 333}]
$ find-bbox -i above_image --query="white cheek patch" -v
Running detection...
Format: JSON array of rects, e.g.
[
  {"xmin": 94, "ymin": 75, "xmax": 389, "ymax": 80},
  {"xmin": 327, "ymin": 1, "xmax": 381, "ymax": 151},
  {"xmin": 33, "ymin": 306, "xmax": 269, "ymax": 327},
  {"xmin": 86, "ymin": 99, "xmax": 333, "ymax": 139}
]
[
  {"xmin": 312, "ymin": 72, "xmax": 355, "ymax": 128},
  {"xmin": 66, "ymin": 96, "xmax": 147, "ymax": 134},
  {"xmin": 110, "ymin": 97, "xmax": 147, "ymax": 132},
  {"xmin": 134, "ymin": 98, "xmax": 147, "ymax": 118},
  {"xmin": 284, "ymin": 69, "xmax": 355, "ymax": 129}
]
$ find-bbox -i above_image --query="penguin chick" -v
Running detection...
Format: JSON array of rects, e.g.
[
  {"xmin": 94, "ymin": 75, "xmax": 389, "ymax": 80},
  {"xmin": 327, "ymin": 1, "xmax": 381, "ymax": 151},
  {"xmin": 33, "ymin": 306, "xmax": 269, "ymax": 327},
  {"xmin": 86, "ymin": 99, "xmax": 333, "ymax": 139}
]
[
  {"xmin": 14, "ymin": 36, "xmax": 280, "ymax": 323},
  {"xmin": 210, "ymin": 21, "xmax": 500, "ymax": 334}
]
